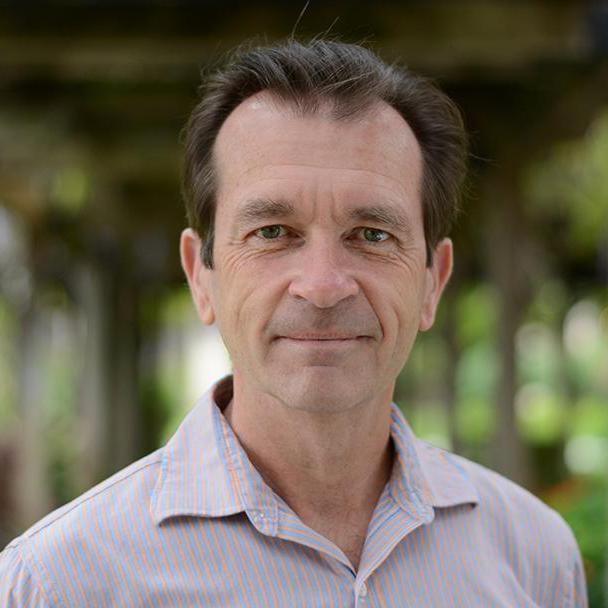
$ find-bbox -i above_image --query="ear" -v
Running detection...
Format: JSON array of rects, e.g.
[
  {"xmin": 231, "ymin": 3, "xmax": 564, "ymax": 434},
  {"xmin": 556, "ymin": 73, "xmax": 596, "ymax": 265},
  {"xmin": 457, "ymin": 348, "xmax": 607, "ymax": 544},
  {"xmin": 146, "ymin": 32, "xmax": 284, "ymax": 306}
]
[
  {"xmin": 419, "ymin": 238, "xmax": 453, "ymax": 332},
  {"xmin": 180, "ymin": 228, "xmax": 216, "ymax": 325}
]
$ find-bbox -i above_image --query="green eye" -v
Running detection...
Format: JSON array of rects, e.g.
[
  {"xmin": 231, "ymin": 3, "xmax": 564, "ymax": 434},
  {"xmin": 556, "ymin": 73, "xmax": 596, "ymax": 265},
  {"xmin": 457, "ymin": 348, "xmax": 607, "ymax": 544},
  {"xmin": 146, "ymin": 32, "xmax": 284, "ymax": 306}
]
[
  {"xmin": 257, "ymin": 225, "xmax": 285, "ymax": 239},
  {"xmin": 362, "ymin": 228, "xmax": 389, "ymax": 242},
  {"xmin": 255, "ymin": 225, "xmax": 388, "ymax": 242}
]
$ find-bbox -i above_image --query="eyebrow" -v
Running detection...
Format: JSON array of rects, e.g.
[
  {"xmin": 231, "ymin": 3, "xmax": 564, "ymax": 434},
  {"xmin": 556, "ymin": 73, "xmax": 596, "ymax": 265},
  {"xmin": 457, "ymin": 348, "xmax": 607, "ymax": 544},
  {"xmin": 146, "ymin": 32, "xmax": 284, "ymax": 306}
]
[
  {"xmin": 234, "ymin": 198, "xmax": 295, "ymax": 228},
  {"xmin": 348, "ymin": 205, "xmax": 413, "ymax": 239},
  {"xmin": 233, "ymin": 198, "xmax": 414, "ymax": 239}
]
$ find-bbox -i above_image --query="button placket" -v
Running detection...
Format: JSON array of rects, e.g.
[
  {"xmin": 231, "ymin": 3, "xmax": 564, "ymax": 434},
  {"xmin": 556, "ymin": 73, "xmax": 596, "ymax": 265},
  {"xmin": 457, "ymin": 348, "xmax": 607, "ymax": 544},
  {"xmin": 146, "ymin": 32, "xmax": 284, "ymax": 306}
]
[{"xmin": 355, "ymin": 582, "xmax": 368, "ymax": 601}]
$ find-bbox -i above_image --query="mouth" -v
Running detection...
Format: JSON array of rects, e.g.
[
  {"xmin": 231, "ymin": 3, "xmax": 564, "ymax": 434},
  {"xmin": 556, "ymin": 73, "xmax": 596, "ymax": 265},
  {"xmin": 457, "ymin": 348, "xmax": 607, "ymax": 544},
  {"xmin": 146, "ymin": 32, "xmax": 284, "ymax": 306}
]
[
  {"xmin": 272, "ymin": 334, "xmax": 373, "ymax": 363},
  {"xmin": 275, "ymin": 335, "xmax": 371, "ymax": 348},
  {"xmin": 282, "ymin": 333, "xmax": 360, "ymax": 341}
]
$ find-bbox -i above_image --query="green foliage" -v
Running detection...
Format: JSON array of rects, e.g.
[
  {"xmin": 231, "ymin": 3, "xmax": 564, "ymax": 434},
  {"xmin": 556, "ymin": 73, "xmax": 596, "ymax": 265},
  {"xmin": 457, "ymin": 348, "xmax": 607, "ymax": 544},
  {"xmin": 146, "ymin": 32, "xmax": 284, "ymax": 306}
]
[
  {"xmin": 408, "ymin": 400, "xmax": 450, "ymax": 449},
  {"xmin": 546, "ymin": 477, "xmax": 607, "ymax": 608},
  {"xmin": 515, "ymin": 383, "xmax": 566, "ymax": 444},
  {"xmin": 455, "ymin": 284, "xmax": 498, "ymax": 347},
  {"xmin": 564, "ymin": 300, "xmax": 608, "ymax": 396},
  {"xmin": 456, "ymin": 342, "xmax": 498, "ymax": 405},
  {"xmin": 526, "ymin": 109, "xmax": 608, "ymax": 257},
  {"xmin": 50, "ymin": 166, "xmax": 89, "ymax": 215},
  {"xmin": 43, "ymin": 302, "xmax": 81, "ymax": 504},
  {"xmin": 0, "ymin": 298, "xmax": 17, "ymax": 430},
  {"xmin": 516, "ymin": 322, "xmax": 562, "ymax": 386},
  {"xmin": 527, "ymin": 279, "xmax": 570, "ymax": 326},
  {"xmin": 571, "ymin": 397, "xmax": 608, "ymax": 437},
  {"xmin": 455, "ymin": 397, "xmax": 495, "ymax": 445}
]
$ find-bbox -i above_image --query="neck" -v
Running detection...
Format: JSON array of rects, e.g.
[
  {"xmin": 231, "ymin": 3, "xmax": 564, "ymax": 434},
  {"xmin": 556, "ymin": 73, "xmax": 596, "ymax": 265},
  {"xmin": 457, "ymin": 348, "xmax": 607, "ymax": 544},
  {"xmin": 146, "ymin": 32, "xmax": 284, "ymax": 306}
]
[{"xmin": 220, "ymin": 375, "xmax": 395, "ymax": 521}]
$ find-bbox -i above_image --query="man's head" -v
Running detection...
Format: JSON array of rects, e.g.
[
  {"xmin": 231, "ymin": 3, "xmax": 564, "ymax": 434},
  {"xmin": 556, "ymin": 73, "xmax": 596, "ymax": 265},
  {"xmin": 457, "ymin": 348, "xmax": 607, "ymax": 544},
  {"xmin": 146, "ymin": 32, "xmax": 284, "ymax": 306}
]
[
  {"xmin": 182, "ymin": 39, "xmax": 468, "ymax": 270},
  {"xmin": 180, "ymin": 39, "xmax": 467, "ymax": 412}
]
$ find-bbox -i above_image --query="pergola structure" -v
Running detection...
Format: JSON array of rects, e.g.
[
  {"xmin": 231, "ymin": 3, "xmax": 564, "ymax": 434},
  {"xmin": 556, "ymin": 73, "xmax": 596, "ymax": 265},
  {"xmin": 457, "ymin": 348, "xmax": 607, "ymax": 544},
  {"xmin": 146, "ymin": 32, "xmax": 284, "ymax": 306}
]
[{"xmin": 1, "ymin": 0, "xmax": 607, "ymax": 533}]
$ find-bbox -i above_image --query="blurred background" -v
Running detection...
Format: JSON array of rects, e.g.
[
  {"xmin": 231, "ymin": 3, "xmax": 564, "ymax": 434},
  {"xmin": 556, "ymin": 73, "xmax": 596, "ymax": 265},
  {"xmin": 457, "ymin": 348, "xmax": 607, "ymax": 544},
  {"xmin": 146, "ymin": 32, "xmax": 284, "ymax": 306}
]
[{"xmin": 0, "ymin": 0, "xmax": 607, "ymax": 604}]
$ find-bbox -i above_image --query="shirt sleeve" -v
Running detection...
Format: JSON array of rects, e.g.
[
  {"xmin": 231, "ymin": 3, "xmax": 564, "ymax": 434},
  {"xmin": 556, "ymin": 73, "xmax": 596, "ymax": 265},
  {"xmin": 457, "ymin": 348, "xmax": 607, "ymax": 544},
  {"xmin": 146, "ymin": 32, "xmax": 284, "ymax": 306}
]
[{"xmin": 0, "ymin": 543, "xmax": 49, "ymax": 608}]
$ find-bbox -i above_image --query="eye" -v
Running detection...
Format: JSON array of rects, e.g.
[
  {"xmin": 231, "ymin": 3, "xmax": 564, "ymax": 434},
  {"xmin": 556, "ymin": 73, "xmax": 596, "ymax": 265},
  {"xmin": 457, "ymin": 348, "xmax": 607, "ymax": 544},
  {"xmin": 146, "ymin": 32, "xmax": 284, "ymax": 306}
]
[
  {"xmin": 360, "ymin": 227, "xmax": 390, "ymax": 243},
  {"xmin": 255, "ymin": 225, "xmax": 287, "ymax": 239},
  {"xmin": 252, "ymin": 225, "xmax": 390, "ymax": 243}
]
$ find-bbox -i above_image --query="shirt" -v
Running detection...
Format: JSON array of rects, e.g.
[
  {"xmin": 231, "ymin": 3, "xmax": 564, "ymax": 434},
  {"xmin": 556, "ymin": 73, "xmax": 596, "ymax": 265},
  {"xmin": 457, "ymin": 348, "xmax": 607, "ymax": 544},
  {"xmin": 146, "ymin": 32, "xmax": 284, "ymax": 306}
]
[{"xmin": 0, "ymin": 376, "xmax": 588, "ymax": 607}]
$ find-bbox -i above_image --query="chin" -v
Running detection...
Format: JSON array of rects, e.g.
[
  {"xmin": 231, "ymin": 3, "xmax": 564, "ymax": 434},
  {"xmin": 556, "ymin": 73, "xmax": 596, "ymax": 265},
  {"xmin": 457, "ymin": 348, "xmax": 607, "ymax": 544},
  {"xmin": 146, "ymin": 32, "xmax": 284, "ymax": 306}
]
[{"xmin": 273, "ymin": 367, "xmax": 372, "ymax": 413}]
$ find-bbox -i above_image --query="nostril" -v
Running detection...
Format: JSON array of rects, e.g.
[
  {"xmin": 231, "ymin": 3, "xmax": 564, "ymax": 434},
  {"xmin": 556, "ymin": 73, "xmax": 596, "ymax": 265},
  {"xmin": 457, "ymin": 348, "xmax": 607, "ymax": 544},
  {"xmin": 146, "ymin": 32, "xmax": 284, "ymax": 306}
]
[{"xmin": 288, "ymin": 272, "xmax": 359, "ymax": 308}]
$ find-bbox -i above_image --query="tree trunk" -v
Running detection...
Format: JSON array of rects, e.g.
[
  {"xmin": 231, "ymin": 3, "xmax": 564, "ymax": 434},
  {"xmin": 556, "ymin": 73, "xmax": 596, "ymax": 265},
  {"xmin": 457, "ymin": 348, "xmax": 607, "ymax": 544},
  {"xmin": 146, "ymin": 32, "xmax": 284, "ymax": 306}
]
[{"xmin": 485, "ymin": 171, "xmax": 532, "ymax": 488}]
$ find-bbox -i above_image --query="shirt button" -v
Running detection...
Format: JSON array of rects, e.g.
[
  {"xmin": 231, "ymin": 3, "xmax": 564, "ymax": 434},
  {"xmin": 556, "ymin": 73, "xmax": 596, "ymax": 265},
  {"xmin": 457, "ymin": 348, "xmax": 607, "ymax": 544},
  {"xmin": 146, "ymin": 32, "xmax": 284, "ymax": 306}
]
[{"xmin": 358, "ymin": 584, "xmax": 368, "ymax": 598}]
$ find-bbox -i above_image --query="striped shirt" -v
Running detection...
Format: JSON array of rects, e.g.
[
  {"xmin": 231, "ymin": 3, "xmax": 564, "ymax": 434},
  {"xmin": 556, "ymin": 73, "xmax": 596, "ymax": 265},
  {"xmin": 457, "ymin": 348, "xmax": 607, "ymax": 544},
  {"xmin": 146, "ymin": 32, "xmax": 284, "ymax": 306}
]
[{"xmin": 1, "ymin": 376, "xmax": 587, "ymax": 607}]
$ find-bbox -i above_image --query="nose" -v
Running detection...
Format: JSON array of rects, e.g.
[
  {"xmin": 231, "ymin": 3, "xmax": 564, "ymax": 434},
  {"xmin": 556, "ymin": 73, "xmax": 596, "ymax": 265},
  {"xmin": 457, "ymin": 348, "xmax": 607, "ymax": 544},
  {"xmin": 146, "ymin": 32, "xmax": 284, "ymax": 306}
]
[{"xmin": 287, "ymin": 241, "xmax": 359, "ymax": 308}]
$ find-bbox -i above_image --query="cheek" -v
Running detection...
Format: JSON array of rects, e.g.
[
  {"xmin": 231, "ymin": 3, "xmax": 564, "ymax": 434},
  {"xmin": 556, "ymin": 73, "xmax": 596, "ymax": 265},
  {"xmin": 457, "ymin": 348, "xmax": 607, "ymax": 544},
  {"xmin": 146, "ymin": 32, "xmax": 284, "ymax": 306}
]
[
  {"xmin": 371, "ymin": 280, "xmax": 423, "ymax": 345},
  {"xmin": 214, "ymin": 263, "xmax": 284, "ymax": 339}
]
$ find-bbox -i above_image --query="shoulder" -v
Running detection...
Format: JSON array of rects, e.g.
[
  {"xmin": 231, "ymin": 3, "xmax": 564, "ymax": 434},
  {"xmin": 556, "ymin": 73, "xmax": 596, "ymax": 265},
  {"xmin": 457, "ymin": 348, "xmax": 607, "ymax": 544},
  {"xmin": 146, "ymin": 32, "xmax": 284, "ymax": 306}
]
[
  {"xmin": 415, "ymin": 440, "xmax": 587, "ymax": 606},
  {"xmin": 448, "ymin": 447, "xmax": 576, "ymax": 544},
  {"xmin": 0, "ymin": 539, "xmax": 48, "ymax": 606},
  {"xmin": 433, "ymin": 444, "xmax": 585, "ymax": 599},
  {"xmin": 417, "ymin": 437, "xmax": 582, "ymax": 565},
  {"xmin": 8, "ymin": 448, "xmax": 163, "ymax": 549},
  {"xmin": 0, "ymin": 449, "xmax": 164, "ymax": 606}
]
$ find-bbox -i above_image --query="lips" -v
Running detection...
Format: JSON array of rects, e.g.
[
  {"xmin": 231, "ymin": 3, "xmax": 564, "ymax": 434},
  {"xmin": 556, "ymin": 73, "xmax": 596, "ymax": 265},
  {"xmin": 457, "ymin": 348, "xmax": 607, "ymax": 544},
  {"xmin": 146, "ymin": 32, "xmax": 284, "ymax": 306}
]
[{"xmin": 282, "ymin": 334, "xmax": 359, "ymax": 340}]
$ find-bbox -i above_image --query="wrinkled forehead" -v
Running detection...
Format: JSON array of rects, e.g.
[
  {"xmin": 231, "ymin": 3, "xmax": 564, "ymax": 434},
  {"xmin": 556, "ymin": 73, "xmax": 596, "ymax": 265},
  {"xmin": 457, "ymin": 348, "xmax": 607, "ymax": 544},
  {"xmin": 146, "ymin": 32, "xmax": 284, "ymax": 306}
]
[{"xmin": 212, "ymin": 90, "xmax": 423, "ymax": 195}]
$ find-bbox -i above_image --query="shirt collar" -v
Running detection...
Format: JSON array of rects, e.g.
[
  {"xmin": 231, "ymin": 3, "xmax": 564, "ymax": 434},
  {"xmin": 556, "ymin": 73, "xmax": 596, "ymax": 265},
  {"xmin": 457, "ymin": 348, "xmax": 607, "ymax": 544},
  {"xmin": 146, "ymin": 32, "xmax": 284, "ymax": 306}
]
[
  {"xmin": 390, "ymin": 405, "xmax": 480, "ymax": 510},
  {"xmin": 151, "ymin": 376, "xmax": 478, "ymax": 526}
]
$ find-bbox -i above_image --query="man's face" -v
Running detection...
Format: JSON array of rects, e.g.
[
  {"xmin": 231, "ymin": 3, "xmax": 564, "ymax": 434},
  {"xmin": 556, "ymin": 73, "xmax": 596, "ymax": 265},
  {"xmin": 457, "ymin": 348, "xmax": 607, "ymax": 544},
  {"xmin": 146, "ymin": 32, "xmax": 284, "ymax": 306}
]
[{"xmin": 182, "ymin": 92, "xmax": 452, "ymax": 412}]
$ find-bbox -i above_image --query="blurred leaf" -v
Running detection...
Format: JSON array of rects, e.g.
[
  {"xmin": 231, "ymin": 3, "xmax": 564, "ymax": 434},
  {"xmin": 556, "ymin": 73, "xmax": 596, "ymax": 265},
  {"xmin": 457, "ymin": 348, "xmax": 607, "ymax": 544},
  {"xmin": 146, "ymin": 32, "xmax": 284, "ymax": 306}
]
[
  {"xmin": 455, "ymin": 284, "xmax": 498, "ymax": 347},
  {"xmin": 516, "ymin": 322, "xmax": 561, "ymax": 386},
  {"xmin": 0, "ymin": 298, "xmax": 17, "ymax": 429},
  {"xmin": 456, "ymin": 342, "xmax": 498, "ymax": 400},
  {"xmin": 407, "ymin": 400, "xmax": 450, "ymax": 449},
  {"xmin": 515, "ymin": 383, "xmax": 566, "ymax": 444},
  {"xmin": 526, "ymin": 109, "xmax": 608, "ymax": 257},
  {"xmin": 455, "ymin": 397, "xmax": 495, "ymax": 444},
  {"xmin": 570, "ymin": 397, "xmax": 608, "ymax": 437}
]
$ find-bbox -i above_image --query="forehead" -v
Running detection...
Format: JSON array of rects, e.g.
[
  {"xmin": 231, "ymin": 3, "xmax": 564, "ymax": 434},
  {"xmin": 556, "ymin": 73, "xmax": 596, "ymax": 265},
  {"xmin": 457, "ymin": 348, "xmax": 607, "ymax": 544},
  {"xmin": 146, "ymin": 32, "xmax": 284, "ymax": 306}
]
[{"xmin": 213, "ymin": 91, "xmax": 422, "ymax": 212}]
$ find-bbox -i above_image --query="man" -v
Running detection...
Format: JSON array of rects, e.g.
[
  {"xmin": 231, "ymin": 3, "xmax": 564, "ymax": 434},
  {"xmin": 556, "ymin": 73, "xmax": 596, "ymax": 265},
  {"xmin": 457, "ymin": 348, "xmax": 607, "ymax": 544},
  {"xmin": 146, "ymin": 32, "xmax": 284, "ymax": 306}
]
[{"xmin": 0, "ymin": 39, "xmax": 587, "ymax": 607}]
